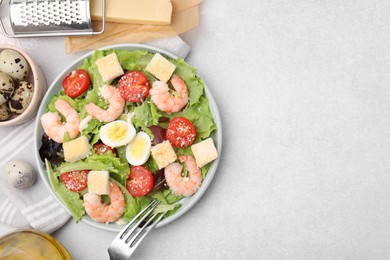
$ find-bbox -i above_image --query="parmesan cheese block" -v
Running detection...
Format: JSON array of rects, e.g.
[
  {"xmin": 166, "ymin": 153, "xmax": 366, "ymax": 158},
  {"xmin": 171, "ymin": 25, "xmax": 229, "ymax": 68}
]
[
  {"xmin": 95, "ymin": 53, "xmax": 124, "ymax": 82},
  {"xmin": 63, "ymin": 136, "xmax": 91, "ymax": 163},
  {"xmin": 145, "ymin": 53, "xmax": 176, "ymax": 83},
  {"xmin": 90, "ymin": 0, "xmax": 172, "ymax": 25},
  {"xmin": 151, "ymin": 140, "xmax": 177, "ymax": 169},
  {"xmin": 191, "ymin": 138, "xmax": 218, "ymax": 168},
  {"xmin": 87, "ymin": 170, "xmax": 110, "ymax": 195}
]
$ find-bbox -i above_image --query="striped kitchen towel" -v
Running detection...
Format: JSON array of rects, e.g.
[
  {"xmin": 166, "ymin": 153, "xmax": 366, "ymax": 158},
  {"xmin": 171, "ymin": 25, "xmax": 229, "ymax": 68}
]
[
  {"xmin": 0, "ymin": 192, "xmax": 70, "ymax": 234},
  {"xmin": 0, "ymin": 195, "xmax": 30, "ymax": 229},
  {"xmin": 0, "ymin": 131, "xmax": 70, "ymax": 233}
]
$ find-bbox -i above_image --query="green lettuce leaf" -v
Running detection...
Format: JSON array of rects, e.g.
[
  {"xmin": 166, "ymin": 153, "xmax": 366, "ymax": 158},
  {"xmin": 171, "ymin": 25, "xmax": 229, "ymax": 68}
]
[
  {"xmin": 57, "ymin": 154, "xmax": 130, "ymax": 185},
  {"xmin": 180, "ymin": 96, "xmax": 217, "ymax": 141},
  {"xmin": 84, "ymin": 50, "xmax": 105, "ymax": 87},
  {"xmin": 162, "ymin": 188, "xmax": 183, "ymax": 204},
  {"xmin": 170, "ymin": 58, "xmax": 204, "ymax": 106},
  {"xmin": 114, "ymin": 49, "xmax": 153, "ymax": 71},
  {"xmin": 132, "ymin": 98, "xmax": 161, "ymax": 134},
  {"xmin": 111, "ymin": 179, "xmax": 152, "ymax": 221},
  {"xmin": 45, "ymin": 159, "xmax": 85, "ymax": 222}
]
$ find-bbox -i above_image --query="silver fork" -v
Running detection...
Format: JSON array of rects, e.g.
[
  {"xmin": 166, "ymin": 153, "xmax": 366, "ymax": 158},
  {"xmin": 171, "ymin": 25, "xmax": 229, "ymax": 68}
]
[{"xmin": 108, "ymin": 199, "xmax": 167, "ymax": 260}]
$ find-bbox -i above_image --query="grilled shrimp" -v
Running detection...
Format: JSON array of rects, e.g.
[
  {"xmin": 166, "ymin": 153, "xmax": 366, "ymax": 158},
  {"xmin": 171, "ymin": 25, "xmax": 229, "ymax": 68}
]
[
  {"xmin": 85, "ymin": 84, "xmax": 125, "ymax": 122},
  {"xmin": 150, "ymin": 74, "xmax": 189, "ymax": 113},
  {"xmin": 40, "ymin": 99, "xmax": 80, "ymax": 143},
  {"xmin": 83, "ymin": 182, "xmax": 126, "ymax": 223},
  {"xmin": 164, "ymin": 155, "xmax": 202, "ymax": 197}
]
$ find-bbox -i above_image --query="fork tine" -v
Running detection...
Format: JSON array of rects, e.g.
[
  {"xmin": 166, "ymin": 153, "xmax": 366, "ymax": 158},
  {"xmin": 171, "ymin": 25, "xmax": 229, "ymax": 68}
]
[
  {"xmin": 113, "ymin": 199, "xmax": 159, "ymax": 242},
  {"xmin": 108, "ymin": 199, "xmax": 168, "ymax": 259},
  {"xmin": 129, "ymin": 211, "xmax": 167, "ymax": 249},
  {"xmin": 121, "ymin": 199, "xmax": 160, "ymax": 242}
]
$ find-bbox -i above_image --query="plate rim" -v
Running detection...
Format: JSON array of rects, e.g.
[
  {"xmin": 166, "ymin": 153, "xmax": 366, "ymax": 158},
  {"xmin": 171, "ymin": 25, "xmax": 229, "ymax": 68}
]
[{"xmin": 34, "ymin": 43, "xmax": 222, "ymax": 232}]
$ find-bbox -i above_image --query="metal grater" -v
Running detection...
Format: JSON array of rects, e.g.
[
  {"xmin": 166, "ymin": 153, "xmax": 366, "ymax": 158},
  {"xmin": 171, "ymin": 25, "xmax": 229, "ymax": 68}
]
[{"xmin": 0, "ymin": 0, "xmax": 105, "ymax": 37}]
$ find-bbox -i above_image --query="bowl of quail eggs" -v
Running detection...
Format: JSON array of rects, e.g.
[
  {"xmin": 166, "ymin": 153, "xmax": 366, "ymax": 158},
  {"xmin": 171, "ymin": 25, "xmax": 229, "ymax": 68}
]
[{"xmin": 0, "ymin": 45, "xmax": 46, "ymax": 126}]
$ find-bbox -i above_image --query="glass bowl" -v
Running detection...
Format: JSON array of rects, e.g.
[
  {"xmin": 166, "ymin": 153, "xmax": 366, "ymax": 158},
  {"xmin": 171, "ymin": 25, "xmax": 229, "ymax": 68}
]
[{"xmin": 0, "ymin": 229, "xmax": 71, "ymax": 259}]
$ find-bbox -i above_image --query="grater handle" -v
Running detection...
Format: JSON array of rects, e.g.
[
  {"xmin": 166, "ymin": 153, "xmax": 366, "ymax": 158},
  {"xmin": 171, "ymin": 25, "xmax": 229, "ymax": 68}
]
[
  {"xmin": 0, "ymin": 0, "xmax": 12, "ymax": 37},
  {"xmin": 0, "ymin": 0, "xmax": 106, "ymax": 38},
  {"xmin": 95, "ymin": 0, "xmax": 106, "ymax": 35}
]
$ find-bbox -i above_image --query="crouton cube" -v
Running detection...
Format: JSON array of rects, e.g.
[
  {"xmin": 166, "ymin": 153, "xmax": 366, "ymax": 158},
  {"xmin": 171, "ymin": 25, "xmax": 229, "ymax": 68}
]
[
  {"xmin": 151, "ymin": 140, "xmax": 177, "ymax": 169},
  {"xmin": 95, "ymin": 53, "xmax": 124, "ymax": 82},
  {"xmin": 87, "ymin": 170, "xmax": 110, "ymax": 195},
  {"xmin": 145, "ymin": 53, "xmax": 176, "ymax": 83},
  {"xmin": 191, "ymin": 138, "xmax": 218, "ymax": 168},
  {"xmin": 63, "ymin": 136, "xmax": 91, "ymax": 163}
]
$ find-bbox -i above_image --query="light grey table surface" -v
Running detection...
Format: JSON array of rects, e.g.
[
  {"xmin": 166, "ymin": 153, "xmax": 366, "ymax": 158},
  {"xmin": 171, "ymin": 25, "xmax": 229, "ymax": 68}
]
[{"xmin": 2, "ymin": 0, "xmax": 390, "ymax": 259}]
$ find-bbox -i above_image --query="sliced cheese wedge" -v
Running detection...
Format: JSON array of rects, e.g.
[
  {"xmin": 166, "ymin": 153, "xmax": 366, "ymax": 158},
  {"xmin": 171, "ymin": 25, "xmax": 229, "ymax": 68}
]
[{"xmin": 90, "ymin": 0, "xmax": 173, "ymax": 25}]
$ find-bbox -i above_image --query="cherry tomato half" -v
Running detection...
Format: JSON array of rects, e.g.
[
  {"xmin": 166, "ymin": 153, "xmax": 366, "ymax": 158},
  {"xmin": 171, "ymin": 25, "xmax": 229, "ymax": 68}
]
[
  {"xmin": 93, "ymin": 143, "xmax": 116, "ymax": 156},
  {"xmin": 118, "ymin": 71, "xmax": 150, "ymax": 102},
  {"xmin": 126, "ymin": 166, "xmax": 154, "ymax": 197},
  {"xmin": 62, "ymin": 69, "xmax": 91, "ymax": 98},
  {"xmin": 60, "ymin": 170, "xmax": 89, "ymax": 192},
  {"xmin": 166, "ymin": 117, "xmax": 196, "ymax": 148}
]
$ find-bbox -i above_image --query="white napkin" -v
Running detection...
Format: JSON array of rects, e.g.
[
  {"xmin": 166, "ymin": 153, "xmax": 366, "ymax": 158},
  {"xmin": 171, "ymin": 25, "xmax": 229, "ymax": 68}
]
[
  {"xmin": 0, "ymin": 192, "xmax": 30, "ymax": 229},
  {"xmin": 145, "ymin": 36, "xmax": 191, "ymax": 58},
  {"xmin": 0, "ymin": 172, "xmax": 70, "ymax": 234},
  {"xmin": 0, "ymin": 36, "xmax": 191, "ymax": 233}
]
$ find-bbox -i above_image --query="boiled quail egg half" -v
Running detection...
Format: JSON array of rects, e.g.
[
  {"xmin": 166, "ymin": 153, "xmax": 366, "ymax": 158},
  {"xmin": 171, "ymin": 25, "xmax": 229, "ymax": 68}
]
[
  {"xmin": 100, "ymin": 120, "xmax": 136, "ymax": 148},
  {"xmin": 126, "ymin": 131, "xmax": 151, "ymax": 166}
]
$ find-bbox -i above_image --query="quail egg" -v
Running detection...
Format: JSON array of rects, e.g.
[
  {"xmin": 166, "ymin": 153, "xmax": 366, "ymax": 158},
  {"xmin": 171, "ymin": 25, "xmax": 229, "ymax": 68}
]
[
  {"xmin": 0, "ymin": 49, "xmax": 30, "ymax": 81},
  {"xmin": 9, "ymin": 80, "xmax": 34, "ymax": 115},
  {"xmin": 126, "ymin": 131, "xmax": 151, "ymax": 166},
  {"xmin": 0, "ymin": 72, "xmax": 14, "ymax": 106},
  {"xmin": 100, "ymin": 120, "xmax": 136, "ymax": 148},
  {"xmin": 5, "ymin": 160, "xmax": 36, "ymax": 189},
  {"xmin": 0, "ymin": 102, "xmax": 11, "ymax": 121}
]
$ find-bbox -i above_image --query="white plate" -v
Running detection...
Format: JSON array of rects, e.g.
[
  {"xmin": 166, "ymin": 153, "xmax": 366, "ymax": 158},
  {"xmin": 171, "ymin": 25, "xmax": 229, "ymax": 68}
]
[{"xmin": 33, "ymin": 44, "xmax": 222, "ymax": 232}]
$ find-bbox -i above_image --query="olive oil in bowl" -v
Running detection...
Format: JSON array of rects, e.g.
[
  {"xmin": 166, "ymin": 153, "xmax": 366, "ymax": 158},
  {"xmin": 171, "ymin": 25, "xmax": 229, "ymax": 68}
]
[{"xmin": 0, "ymin": 230, "xmax": 71, "ymax": 259}]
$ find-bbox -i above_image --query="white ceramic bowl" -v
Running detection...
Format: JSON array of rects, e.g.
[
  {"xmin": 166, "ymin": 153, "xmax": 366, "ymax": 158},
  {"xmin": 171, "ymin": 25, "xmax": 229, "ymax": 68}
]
[
  {"xmin": 34, "ymin": 44, "xmax": 222, "ymax": 232},
  {"xmin": 0, "ymin": 44, "xmax": 46, "ymax": 126}
]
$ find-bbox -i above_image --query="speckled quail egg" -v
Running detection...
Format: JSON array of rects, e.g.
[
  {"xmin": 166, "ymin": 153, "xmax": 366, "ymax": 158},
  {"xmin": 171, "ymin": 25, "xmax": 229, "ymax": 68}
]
[
  {"xmin": 0, "ymin": 49, "xmax": 30, "ymax": 81},
  {"xmin": 0, "ymin": 72, "xmax": 14, "ymax": 106},
  {"xmin": 5, "ymin": 160, "xmax": 36, "ymax": 189},
  {"xmin": 9, "ymin": 81, "xmax": 34, "ymax": 115},
  {"xmin": 0, "ymin": 102, "xmax": 12, "ymax": 121}
]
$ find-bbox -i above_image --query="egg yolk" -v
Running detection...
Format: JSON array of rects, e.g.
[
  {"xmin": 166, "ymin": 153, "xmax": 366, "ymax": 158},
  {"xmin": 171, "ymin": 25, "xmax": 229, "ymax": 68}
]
[
  {"xmin": 130, "ymin": 138, "xmax": 147, "ymax": 159},
  {"xmin": 107, "ymin": 123, "xmax": 128, "ymax": 141}
]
